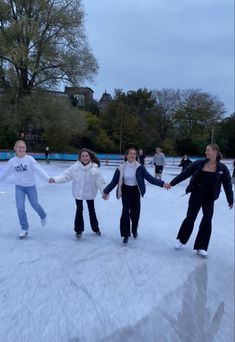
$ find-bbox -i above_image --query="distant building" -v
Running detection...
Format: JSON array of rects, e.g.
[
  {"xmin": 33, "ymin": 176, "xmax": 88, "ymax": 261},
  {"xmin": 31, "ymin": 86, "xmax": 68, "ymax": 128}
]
[
  {"xmin": 64, "ymin": 86, "xmax": 97, "ymax": 108},
  {"xmin": 98, "ymin": 90, "xmax": 113, "ymax": 111}
]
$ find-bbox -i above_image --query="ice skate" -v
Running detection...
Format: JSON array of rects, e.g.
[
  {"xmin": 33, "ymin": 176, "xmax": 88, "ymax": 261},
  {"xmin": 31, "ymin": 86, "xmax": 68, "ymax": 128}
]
[
  {"xmin": 175, "ymin": 239, "xmax": 185, "ymax": 250},
  {"xmin": 75, "ymin": 232, "xmax": 82, "ymax": 239},
  {"xmin": 197, "ymin": 249, "xmax": 208, "ymax": 258},
  {"xmin": 41, "ymin": 217, "xmax": 47, "ymax": 227},
  {"xmin": 132, "ymin": 232, "xmax": 138, "ymax": 239},
  {"xmin": 18, "ymin": 230, "xmax": 28, "ymax": 239}
]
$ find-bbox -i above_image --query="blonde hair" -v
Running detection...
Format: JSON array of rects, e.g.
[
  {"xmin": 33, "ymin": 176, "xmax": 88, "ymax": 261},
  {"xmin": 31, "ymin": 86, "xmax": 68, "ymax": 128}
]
[
  {"xmin": 207, "ymin": 144, "xmax": 222, "ymax": 161},
  {"xmin": 14, "ymin": 140, "xmax": 26, "ymax": 149}
]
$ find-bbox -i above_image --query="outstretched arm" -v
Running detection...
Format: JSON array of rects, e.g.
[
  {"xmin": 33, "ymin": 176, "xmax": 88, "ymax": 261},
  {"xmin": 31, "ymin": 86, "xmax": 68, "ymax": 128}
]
[
  {"xmin": 32, "ymin": 159, "xmax": 50, "ymax": 181},
  {"xmin": 221, "ymin": 165, "xmax": 234, "ymax": 207},
  {"xmin": 142, "ymin": 167, "xmax": 164, "ymax": 187},
  {"xmin": 53, "ymin": 165, "xmax": 75, "ymax": 183},
  {"xmin": 96, "ymin": 170, "xmax": 107, "ymax": 194},
  {"xmin": 103, "ymin": 168, "xmax": 120, "ymax": 194},
  {"xmin": 170, "ymin": 161, "xmax": 197, "ymax": 186}
]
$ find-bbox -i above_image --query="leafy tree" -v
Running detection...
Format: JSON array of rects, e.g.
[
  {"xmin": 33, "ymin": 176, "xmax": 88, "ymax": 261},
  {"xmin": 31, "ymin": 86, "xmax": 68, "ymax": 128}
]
[
  {"xmin": 0, "ymin": 91, "xmax": 87, "ymax": 150},
  {"xmin": 174, "ymin": 89, "xmax": 225, "ymax": 140},
  {"xmin": 0, "ymin": 87, "xmax": 21, "ymax": 147},
  {"xmin": 0, "ymin": 0, "xmax": 98, "ymax": 96},
  {"xmin": 101, "ymin": 89, "xmax": 155, "ymax": 153},
  {"xmin": 215, "ymin": 113, "xmax": 235, "ymax": 157}
]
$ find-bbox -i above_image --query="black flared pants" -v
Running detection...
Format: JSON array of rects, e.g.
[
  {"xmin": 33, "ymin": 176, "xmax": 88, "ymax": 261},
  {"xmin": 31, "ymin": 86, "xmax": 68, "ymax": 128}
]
[
  {"xmin": 120, "ymin": 184, "xmax": 140, "ymax": 237},
  {"xmin": 177, "ymin": 189, "xmax": 214, "ymax": 251},
  {"xmin": 74, "ymin": 199, "xmax": 99, "ymax": 233}
]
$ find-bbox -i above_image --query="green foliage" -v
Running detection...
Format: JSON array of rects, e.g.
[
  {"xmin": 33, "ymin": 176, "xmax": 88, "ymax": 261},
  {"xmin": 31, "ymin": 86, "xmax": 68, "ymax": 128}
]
[
  {"xmin": 215, "ymin": 113, "xmax": 235, "ymax": 157},
  {"xmin": 0, "ymin": 88, "xmax": 20, "ymax": 148},
  {"xmin": 101, "ymin": 88, "xmax": 155, "ymax": 153},
  {"xmin": 0, "ymin": 86, "xmax": 232, "ymax": 155},
  {"xmin": 174, "ymin": 89, "xmax": 225, "ymax": 139},
  {"xmin": 0, "ymin": 90, "xmax": 87, "ymax": 150}
]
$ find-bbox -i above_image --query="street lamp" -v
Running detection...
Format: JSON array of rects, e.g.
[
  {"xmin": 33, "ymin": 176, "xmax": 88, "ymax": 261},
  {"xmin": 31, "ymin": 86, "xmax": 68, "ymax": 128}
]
[{"xmin": 211, "ymin": 127, "xmax": 215, "ymax": 143}]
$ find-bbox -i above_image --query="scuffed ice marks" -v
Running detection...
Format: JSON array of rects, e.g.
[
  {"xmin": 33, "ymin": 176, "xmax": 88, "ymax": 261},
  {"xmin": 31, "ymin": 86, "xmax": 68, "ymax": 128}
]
[{"xmin": 99, "ymin": 265, "xmax": 225, "ymax": 342}]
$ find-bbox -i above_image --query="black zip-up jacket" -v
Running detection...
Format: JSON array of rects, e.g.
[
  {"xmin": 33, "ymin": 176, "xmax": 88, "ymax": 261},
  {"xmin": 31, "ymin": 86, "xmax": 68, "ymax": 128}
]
[
  {"xmin": 170, "ymin": 159, "xmax": 234, "ymax": 204},
  {"xmin": 178, "ymin": 158, "xmax": 192, "ymax": 170}
]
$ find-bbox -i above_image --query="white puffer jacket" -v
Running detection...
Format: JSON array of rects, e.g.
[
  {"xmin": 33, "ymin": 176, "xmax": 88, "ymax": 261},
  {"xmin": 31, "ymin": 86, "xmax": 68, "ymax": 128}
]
[{"xmin": 53, "ymin": 161, "xmax": 106, "ymax": 200}]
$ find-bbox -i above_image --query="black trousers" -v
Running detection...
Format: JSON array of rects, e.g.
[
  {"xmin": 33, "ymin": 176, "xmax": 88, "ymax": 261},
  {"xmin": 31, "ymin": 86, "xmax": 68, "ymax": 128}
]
[
  {"xmin": 120, "ymin": 184, "xmax": 140, "ymax": 237},
  {"xmin": 74, "ymin": 199, "xmax": 99, "ymax": 233},
  {"xmin": 177, "ymin": 189, "xmax": 214, "ymax": 251}
]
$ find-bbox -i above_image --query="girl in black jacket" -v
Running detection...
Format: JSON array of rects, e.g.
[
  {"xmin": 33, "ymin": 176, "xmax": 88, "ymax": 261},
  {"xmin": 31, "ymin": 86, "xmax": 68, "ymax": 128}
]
[
  {"xmin": 178, "ymin": 154, "xmax": 192, "ymax": 171},
  {"xmin": 170, "ymin": 144, "xmax": 233, "ymax": 258},
  {"xmin": 102, "ymin": 148, "xmax": 169, "ymax": 244}
]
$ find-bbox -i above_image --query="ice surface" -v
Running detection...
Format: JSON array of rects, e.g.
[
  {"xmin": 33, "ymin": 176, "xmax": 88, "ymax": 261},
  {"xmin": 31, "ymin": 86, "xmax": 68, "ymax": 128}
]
[{"xmin": 0, "ymin": 161, "xmax": 234, "ymax": 342}]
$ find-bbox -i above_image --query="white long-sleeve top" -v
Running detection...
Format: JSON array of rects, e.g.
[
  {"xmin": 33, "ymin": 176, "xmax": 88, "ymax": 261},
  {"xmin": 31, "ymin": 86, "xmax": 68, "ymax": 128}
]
[
  {"xmin": 0, "ymin": 155, "xmax": 50, "ymax": 186},
  {"xmin": 123, "ymin": 162, "xmax": 137, "ymax": 186},
  {"xmin": 53, "ymin": 161, "xmax": 106, "ymax": 200}
]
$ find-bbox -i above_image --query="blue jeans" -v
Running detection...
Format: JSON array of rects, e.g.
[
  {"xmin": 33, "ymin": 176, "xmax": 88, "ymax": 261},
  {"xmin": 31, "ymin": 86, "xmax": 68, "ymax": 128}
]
[{"xmin": 15, "ymin": 185, "xmax": 46, "ymax": 230}]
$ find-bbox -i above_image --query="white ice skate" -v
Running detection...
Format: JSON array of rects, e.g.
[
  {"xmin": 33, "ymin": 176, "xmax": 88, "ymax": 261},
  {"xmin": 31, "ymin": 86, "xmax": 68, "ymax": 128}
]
[
  {"xmin": 197, "ymin": 250, "xmax": 208, "ymax": 258},
  {"xmin": 175, "ymin": 239, "xmax": 185, "ymax": 250},
  {"xmin": 41, "ymin": 217, "xmax": 47, "ymax": 227},
  {"xmin": 18, "ymin": 230, "xmax": 28, "ymax": 239}
]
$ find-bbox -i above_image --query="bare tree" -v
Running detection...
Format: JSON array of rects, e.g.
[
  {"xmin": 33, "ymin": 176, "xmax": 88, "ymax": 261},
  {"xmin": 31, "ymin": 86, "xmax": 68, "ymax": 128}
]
[{"xmin": 0, "ymin": 0, "xmax": 98, "ymax": 96}]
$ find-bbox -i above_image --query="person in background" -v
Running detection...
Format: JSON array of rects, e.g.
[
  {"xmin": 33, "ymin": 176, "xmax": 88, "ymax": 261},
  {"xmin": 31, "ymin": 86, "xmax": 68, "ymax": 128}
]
[
  {"xmin": 178, "ymin": 154, "xmax": 192, "ymax": 172},
  {"xmin": 138, "ymin": 149, "xmax": 146, "ymax": 166},
  {"xmin": 152, "ymin": 147, "xmax": 165, "ymax": 179},
  {"xmin": 169, "ymin": 144, "xmax": 233, "ymax": 258},
  {"xmin": 102, "ymin": 148, "xmax": 170, "ymax": 244},
  {"xmin": 0, "ymin": 140, "xmax": 49, "ymax": 238},
  {"xmin": 50, "ymin": 148, "xmax": 106, "ymax": 238},
  {"xmin": 45, "ymin": 146, "xmax": 50, "ymax": 164}
]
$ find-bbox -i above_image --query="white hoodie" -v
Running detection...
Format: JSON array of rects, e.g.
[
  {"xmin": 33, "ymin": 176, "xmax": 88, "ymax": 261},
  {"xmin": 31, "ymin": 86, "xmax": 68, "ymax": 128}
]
[
  {"xmin": 53, "ymin": 161, "xmax": 106, "ymax": 200},
  {"xmin": 0, "ymin": 155, "xmax": 50, "ymax": 186}
]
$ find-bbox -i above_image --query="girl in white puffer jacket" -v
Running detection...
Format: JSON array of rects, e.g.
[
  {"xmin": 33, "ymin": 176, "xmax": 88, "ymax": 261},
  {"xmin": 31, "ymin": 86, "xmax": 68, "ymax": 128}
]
[{"xmin": 50, "ymin": 148, "xmax": 106, "ymax": 238}]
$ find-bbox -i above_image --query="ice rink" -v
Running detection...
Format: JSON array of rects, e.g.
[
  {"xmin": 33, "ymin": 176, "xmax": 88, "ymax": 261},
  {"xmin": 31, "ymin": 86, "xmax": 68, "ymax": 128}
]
[{"xmin": 0, "ymin": 161, "xmax": 234, "ymax": 342}]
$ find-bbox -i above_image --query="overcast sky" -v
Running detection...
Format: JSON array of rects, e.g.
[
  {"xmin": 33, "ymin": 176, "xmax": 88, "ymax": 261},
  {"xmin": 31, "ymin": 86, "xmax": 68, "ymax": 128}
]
[{"xmin": 82, "ymin": 0, "xmax": 234, "ymax": 115}]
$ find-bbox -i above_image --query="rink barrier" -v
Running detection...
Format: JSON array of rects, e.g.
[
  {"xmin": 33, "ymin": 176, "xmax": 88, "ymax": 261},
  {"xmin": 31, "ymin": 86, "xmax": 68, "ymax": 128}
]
[{"xmin": 0, "ymin": 151, "xmax": 233, "ymax": 170}]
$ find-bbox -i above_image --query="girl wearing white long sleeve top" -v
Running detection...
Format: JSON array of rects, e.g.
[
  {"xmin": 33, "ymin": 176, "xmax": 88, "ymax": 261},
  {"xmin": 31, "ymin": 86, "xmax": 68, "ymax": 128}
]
[
  {"xmin": 0, "ymin": 140, "xmax": 49, "ymax": 238},
  {"xmin": 51, "ymin": 148, "xmax": 106, "ymax": 238}
]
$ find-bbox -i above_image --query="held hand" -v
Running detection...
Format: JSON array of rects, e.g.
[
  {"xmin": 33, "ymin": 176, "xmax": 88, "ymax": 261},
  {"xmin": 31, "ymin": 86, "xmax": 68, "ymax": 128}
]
[
  {"xmin": 102, "ymin": 193, "xmax": 109, "ymax": 200},
  {"xmin": 228, "ymin": 203, "xmax": 233, "ymax": 209},
  {"xmin": 163, "ymin": 183, "xmax": 171, "ymax": 190},
  {"xmin": 49, "ymin": 178, "xmax": 55, "ymax": 183}
]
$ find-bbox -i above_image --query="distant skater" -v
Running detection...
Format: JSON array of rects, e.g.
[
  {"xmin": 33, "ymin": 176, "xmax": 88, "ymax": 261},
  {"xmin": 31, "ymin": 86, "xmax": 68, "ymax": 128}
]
[
  {"xmin": 152, "ymin": 147, "xmax": 165, "ymax": 179},
  {"xmin": 0, "ymin": 140, "xmax": 49, "ymax": 238},
  {"xmin": 102, "ymin": 148, "xmax": 170, "ymax": 244},
  {"xmin": 178, "ymin": 154, "xmax": 192, "ymax": 172},
  {"xmin": 232, "ymin": 160, "xmax": 235, "ymax": 184},
  {"xmin": 50, "ymin": 148, "xmax": 106, "ymax": 238},
  {"xmin": 45, "ymin": 146, "xmax": 50, "ymax": 164},
  {"xmin": 138, "ymin": 149, "xmax": 146, "ymax": 166},
  {"xmin": 170, "ymin": 144, "xmax": 233, "ymax": 258}
]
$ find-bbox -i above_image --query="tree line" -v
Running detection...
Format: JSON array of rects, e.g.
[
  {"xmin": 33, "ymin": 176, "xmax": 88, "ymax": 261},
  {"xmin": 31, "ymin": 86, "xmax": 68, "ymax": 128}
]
[
  {"xmin": 0, "ymin": 87, "xmax": 234, "ymax": 157},
  {"xmin": 77, "ymin": 88, "xmax": 235, "ymax": 157}
]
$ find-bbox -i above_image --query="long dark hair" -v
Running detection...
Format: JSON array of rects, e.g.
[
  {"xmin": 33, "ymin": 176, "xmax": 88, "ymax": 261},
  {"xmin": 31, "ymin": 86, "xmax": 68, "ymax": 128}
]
[
  {"xmin": 208, "ymin": 144, "xmax": 223, "ymax": 161},
  {"xmin": 78, "ymin": 148, "xmax": 100, "ymax": 167}
]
